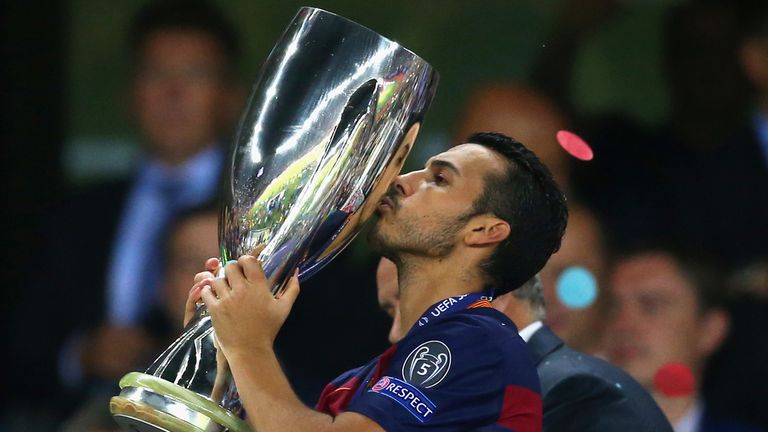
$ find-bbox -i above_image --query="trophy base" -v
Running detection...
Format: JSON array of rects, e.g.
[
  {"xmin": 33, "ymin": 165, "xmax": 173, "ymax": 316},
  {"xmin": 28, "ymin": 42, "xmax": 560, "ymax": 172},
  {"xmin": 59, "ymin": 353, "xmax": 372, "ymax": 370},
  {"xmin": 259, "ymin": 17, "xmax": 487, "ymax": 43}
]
[
  {"xmin": 110, "ymin": 372, "xmax": 251, "ymax": 432},
  {"xmin": 113, "ymin": 416, "xmax": 171, "ymax": 432}
]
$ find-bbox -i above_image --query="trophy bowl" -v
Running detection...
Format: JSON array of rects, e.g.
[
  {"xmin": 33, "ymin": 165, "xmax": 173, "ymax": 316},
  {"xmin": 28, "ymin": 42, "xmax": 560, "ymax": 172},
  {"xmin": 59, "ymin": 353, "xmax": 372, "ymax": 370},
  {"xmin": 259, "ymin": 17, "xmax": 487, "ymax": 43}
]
[{"xmin": 110, "ymin": 7, "xmax": 438, "ymax": 432}]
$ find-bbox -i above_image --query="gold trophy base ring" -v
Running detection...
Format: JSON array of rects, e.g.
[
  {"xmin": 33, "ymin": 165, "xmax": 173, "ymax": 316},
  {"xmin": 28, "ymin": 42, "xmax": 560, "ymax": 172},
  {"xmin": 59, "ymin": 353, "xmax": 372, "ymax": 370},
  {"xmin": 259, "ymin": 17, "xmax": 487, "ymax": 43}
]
[{"xmin": 110, "ymin": 373, "xmax": 251, "ymax": 432}]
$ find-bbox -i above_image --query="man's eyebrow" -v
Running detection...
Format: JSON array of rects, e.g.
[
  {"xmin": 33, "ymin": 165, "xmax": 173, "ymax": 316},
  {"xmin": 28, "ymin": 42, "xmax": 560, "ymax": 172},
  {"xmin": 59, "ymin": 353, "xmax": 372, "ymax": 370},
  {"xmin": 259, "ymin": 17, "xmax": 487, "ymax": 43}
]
[{"xmin": 427, "ymin": 158, "xmax": 461, "ymax": 176}]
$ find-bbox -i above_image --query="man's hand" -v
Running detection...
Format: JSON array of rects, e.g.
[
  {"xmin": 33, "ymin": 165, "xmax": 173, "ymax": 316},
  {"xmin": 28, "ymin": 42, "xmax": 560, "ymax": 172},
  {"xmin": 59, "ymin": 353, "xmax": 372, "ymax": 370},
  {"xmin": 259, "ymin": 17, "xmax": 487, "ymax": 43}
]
[
  {"xmin": 183, "ymin": 257, "xmax": 220, "ymax": 326},
  {"xmin": 200, "ymin": 253, "xmax": 300, "ymax": 359}
]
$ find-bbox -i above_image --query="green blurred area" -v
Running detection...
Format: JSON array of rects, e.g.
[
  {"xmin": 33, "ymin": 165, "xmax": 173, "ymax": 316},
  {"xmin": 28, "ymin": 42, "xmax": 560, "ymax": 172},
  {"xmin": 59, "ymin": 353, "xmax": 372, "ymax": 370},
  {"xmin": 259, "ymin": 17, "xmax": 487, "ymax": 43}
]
[{"xmin": 67, "ymin": 0, "xmax": 671, "ymax": 180}]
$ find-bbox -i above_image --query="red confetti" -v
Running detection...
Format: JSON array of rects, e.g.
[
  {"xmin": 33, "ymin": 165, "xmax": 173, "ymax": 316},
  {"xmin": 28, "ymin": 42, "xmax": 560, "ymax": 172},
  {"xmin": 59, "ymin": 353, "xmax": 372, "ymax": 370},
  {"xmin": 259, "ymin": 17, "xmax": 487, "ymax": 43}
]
[
  {"xmin": 654, "ymin": 362, "xmax": 695, "ymax": 397},
  {"xmin": 556, "ymin": 130, "xmax": 594, "ymax": 161}
]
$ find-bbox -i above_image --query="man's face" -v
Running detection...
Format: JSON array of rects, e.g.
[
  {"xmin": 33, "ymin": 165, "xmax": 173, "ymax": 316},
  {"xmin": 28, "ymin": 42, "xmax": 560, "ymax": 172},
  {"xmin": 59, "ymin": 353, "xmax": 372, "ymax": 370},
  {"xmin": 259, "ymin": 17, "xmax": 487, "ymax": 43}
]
[
  {"xmin": 132, "ymin": 30, "xmax": 234, "ymax": 165},
  {"xmin": 369, "ymin": 143, "xmax": 506, "ymax": 259},
  {"xmin": 376, "ymin": 258, "xmax": 402, "ymax": 344},
  {"xmin": 604, "ymin": 253, "xmax": 706, "ymax": 388}
]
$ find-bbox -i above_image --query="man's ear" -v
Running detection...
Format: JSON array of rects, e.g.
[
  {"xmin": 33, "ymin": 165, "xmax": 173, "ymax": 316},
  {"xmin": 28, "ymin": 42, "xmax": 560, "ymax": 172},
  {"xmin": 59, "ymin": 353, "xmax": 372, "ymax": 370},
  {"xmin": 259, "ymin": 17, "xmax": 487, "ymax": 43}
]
[
  {"xmin": 464, "ymin": 216, "xmax": 510, "ymax": 246},
  {"xmin": 697, "ymin": 309, "xmax": 729, "ymax": 357}
]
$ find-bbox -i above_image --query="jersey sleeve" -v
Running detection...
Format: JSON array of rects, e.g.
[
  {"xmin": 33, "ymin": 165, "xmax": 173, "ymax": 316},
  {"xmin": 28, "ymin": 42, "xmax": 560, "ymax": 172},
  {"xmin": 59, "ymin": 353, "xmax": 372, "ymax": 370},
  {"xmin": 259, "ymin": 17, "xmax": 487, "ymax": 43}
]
[{"xmin": 345, "ymin": 312, "xmax": 542, "ymax": 431}]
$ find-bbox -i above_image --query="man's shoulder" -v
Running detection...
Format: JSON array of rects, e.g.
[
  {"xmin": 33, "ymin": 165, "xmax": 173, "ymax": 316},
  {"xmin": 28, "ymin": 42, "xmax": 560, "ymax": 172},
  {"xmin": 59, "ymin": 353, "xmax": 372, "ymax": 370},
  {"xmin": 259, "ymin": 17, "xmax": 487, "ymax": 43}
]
[
  {"xmin": 539, "ymin": 343, "xmax": 643, "ymax": 397},
  {"xmin": 410, "ymin": 307, "xmax": 538, "ymax": 387},
  {"xmin": 429, "ymin": 307, "xmax": 526, "ymax": 355},
  {"xmin": 347, "ymin": 309, "xmax": 542, "ymax": 431},
  {"xmin": 538, "ymin": 343, "xmax": 672, "ymax": 432}
]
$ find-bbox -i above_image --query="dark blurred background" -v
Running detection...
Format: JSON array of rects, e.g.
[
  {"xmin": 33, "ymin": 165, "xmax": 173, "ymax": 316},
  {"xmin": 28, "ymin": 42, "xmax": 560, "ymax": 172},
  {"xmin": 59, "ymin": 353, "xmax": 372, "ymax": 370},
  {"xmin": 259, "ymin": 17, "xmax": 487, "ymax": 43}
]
[{"xmin": 3, "ymin": 0, "xmax": 767, "ymax": 431}]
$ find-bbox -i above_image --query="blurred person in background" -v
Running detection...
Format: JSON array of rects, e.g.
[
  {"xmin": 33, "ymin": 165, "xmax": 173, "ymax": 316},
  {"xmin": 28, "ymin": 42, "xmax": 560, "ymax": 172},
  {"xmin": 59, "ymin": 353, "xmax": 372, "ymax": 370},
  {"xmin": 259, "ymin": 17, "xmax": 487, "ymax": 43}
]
[
  {"xmin": 375, "ymin": 257, "xmax": 402, "ymax": 345},
  {"xmin": 702, "ymin": 257, "xmax": 768, "ymax": 429},
  {"xmin": 494, "ymin": 276, "xmax": 672, "ymax": 432},
  {"xmin": 663, "ymin": 0, "xmax": 768, "ymax": 267},
  {"xmin": 531, "ymin": 0, "xmax": 760, "ymax": 257},
  {"xmin": 60, "ymin": 203, "xmax": 220, "ymax": 432},
  {"xmin": 604, "ymin": 247, "xmax": 763, "ymax": 432},
  {"xmin": 538, "ymin": 204, "xmax": 608, "ymax": 356},
  {"xmin": 5, "ymin": 0, "xmax": 243, "ymax": 427}
]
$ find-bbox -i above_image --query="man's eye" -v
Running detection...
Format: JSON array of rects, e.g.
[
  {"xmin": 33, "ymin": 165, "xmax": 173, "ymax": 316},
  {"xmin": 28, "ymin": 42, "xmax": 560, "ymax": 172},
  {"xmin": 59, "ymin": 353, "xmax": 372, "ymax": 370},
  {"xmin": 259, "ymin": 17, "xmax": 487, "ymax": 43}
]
[{"xmin": 433, "ymin": 174, "xmax": 446, "ymax": 185}]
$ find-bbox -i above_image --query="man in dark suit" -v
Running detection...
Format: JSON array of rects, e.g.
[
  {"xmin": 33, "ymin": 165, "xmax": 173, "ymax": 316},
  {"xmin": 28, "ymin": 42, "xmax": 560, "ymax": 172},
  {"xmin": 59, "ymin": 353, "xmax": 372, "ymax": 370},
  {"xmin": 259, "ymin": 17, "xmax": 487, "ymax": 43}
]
[
  {"xmin": 492, "ymin": 275, "xmax": 673, "ymax": 432},
  {"xmin": 4, "ymin": 1, "xmax": 243, "ymax": 423},
  {"xmin": 605, "ymin": 248, "xmax": 765, "ymax": 432}
]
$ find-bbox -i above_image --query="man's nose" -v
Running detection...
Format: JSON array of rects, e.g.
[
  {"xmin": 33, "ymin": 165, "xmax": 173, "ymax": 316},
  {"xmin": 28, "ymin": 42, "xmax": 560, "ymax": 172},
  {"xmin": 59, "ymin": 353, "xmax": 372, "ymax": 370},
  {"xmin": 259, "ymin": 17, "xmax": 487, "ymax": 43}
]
[
  {"xmin": 392, "ymin": 171, "xmax": 418, "ymax": 197},
  {"xmin": 610, "ymin": 304, "xmax": 638, "ymax": 334}
]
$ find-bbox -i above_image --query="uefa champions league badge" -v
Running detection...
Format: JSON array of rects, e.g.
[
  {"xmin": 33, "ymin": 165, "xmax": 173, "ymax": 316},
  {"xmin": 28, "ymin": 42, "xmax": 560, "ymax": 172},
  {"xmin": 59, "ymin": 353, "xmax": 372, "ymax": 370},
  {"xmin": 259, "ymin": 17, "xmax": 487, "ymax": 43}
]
[{"xmin": 402, "ymin": 340, "xmax": 451, "ymax": 389}]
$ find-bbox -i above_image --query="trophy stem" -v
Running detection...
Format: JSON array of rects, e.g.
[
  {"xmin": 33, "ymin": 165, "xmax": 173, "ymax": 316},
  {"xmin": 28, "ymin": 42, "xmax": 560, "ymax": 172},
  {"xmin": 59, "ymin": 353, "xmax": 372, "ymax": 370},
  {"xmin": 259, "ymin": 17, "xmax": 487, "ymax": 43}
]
[{"xmin": 110, "ymin": 372, "xmax": 251, "ymax": 432}]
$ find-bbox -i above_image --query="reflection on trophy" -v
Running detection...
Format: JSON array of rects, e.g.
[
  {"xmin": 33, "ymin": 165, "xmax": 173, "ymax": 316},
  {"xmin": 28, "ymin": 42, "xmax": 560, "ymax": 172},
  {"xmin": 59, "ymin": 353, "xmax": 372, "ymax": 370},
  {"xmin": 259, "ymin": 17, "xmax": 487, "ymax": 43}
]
[{"xmin": 109, "ymin": 7, "xmax": 438, "ymax": 432}]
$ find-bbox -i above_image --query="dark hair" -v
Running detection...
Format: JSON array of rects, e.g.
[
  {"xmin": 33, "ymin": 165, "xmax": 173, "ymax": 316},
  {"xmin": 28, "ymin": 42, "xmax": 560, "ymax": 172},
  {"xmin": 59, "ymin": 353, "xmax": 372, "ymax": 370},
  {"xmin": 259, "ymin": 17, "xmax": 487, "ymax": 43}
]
[
  {"xmin": 512, "ymin": 274, "xmax": 546, "ymax": 320},
  {"xmin": 615, "ymin": 244, "xmax": 727, "ymax": 312},
  {"xmin": 128, "ymin": 0, "xmax": 241, "ymax": 70},
  {"xmin": 467, "ymin": 132, "xmax": 568, "ymax": 295}
]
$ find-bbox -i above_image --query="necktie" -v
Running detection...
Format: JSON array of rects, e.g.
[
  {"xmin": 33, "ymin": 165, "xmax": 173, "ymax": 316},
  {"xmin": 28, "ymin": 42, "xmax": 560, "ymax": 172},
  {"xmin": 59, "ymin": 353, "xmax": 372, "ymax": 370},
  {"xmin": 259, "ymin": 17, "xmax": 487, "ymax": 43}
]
[{"xmin": 108, "ymin": 175, "xmax": 186, "ymax": 325}]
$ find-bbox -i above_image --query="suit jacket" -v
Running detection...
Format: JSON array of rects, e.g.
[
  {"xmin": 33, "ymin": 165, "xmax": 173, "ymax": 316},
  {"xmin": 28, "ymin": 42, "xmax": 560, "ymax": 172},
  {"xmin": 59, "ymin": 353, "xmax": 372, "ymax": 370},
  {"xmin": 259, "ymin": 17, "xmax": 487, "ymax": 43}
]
[
  {"xmin": 700, "ymin": 412, "xmax": 766, "ymax": 432},
  {"xmin": 528, "ymin": 326, "xmax": 673, "ymax": 432}
]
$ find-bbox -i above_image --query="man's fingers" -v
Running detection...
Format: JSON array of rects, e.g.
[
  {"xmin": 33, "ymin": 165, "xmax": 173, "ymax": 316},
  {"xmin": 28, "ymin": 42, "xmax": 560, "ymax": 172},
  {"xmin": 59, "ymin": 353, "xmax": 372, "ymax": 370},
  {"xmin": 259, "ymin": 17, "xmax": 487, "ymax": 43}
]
[
  {"xmin": 200, "ymin": 285, "xmax": 218, "ymax": 306},
  {"xmin": 239, "ymin": 255, "xmax": 266, "ymax": 287},
  {"xmin": 184, "ymin": 283, "xmax": 207, "ymax": 326},
  {"xmin": 206, "ymin": 257, "xmax": 221, "ymax": 272},
  {"xmin": 223, "ymin": 259, "xmax": 246, "ymax": 292},
  {"xmin": 211, "ymin": 276, "xmax": 233, "ymax": 299},
  {"xmin": 277, "ymin": 271, "xmax": 301, "ymax": 307},
  {"xmin": 194, "ymin": 270, "xmax": 216, "ymax": 285}
]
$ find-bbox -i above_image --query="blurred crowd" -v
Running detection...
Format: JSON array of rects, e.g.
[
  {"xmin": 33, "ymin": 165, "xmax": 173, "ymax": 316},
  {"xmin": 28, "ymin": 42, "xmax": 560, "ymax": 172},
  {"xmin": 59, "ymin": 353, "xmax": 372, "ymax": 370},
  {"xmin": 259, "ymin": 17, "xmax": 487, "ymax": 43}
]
[{"xmin": 2, "ymin": 0, "xmax": 767, "ymax": 431}]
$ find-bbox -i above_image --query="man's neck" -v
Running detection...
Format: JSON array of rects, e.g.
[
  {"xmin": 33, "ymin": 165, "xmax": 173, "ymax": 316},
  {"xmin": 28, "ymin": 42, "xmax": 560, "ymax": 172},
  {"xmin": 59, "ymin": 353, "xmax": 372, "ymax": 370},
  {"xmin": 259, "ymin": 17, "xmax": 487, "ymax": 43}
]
[{"xmin": 396, "ymin": 254, "xmax": 484, "ymax": 335}]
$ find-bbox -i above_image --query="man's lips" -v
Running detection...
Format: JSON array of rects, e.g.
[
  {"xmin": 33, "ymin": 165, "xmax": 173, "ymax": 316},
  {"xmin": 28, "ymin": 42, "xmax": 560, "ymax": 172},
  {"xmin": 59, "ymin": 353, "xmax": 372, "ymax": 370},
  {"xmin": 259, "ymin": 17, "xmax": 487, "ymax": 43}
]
[{"xmin": 378, "ymin": 195, "xmax": 395, "ymax": 211}]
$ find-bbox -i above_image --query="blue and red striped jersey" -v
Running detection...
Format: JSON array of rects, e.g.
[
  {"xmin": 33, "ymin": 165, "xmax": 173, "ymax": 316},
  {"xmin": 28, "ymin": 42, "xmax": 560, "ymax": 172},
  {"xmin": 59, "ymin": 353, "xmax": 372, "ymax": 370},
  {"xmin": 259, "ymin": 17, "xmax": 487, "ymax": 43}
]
[{"xmin": 316, "ymin": 295, "xmax": 542, "ymax": 431}]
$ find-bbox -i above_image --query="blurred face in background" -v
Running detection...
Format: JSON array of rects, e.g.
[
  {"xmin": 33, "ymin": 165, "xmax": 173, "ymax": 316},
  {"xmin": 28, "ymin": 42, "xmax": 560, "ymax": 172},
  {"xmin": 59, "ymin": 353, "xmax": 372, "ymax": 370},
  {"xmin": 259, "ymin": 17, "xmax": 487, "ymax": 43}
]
[
  {"xmin": 376, "ymin": 257, "xmax": 402, "ymax": 344},
  {"xmin": 132, "ymin": 30, "xmax": 238, "ymax": 165},
  {"xmin": 604, "ymin": 252, "xmax": 727, "ymax": 389},
  {"xmin": 163, "ymin": 211, "xmax": 220, "ymax": 325},
  {"xmin": 540, "ymin": 206, "xmax": 606, "ymax": 354}
]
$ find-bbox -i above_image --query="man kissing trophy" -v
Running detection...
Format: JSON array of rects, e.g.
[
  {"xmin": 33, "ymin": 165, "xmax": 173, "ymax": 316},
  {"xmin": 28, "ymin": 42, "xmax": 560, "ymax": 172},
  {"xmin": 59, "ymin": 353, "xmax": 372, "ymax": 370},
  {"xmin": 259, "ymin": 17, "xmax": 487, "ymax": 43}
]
[{"xmin": 109, "ymin": 7, "xmax": 438, "ymax": 432}]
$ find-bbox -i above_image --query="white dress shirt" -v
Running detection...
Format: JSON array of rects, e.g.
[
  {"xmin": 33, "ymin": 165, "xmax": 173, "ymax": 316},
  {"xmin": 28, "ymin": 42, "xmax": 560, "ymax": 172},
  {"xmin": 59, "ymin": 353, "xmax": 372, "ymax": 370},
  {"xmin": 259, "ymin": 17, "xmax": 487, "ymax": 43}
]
[
  {"xmin": 674, "ymin": 399, "xmax": 704, "ymax": 432},
  {"xmin": 518, "ymin": 320, "xmax": 544, "ymax": 343}
]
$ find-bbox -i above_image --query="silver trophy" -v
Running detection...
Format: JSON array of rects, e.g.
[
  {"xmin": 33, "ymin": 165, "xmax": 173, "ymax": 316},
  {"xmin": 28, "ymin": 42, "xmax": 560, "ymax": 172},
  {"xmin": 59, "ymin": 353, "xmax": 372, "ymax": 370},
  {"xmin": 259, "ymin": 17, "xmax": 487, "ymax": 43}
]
[{"xmin": 110, "ymin": 7, "xmax": 438, "ymax": 432}]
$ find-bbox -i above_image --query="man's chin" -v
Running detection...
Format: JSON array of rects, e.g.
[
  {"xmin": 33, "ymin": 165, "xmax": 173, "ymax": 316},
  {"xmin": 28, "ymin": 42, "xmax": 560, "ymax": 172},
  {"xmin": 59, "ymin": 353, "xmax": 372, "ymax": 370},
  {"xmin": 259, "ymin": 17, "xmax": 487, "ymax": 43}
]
[{"xmin": 367, "ymin": 226, "xmax": 397, "ymax": 260}]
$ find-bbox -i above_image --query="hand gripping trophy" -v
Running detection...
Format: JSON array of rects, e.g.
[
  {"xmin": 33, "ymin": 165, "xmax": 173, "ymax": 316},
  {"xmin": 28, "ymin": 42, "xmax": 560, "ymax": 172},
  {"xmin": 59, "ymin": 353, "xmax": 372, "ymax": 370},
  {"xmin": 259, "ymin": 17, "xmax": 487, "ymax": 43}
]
[{"xmin": 109, "ymin": 7, "xmax": 438, "ymax": 432}]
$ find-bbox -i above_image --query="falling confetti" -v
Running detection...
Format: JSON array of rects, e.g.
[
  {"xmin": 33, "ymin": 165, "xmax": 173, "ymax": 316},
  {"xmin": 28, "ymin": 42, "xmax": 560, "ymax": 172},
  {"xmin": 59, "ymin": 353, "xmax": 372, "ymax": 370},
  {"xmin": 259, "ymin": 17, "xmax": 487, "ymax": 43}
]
[
  {"xmin": 654, "ymin": 362, "xmax": 695, "ymax": 397},
  {"xmin": 557, "ymin": 130, "xmax": 594, "ymax": 161},
  {"xmin": 556, "ymin": 266, "xmax": 598, "ymax": 309}
]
